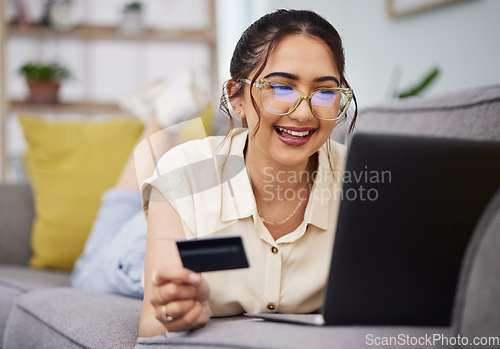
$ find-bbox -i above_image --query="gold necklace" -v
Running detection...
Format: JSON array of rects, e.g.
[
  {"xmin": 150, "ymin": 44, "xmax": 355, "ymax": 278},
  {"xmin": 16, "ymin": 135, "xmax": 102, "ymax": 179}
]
[{"xmin": 258, "ymin": 198, "xmax": 305, "ymax": 226}]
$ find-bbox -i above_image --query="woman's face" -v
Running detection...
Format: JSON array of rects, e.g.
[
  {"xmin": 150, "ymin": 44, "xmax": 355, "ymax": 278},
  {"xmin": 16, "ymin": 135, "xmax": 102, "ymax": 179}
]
[{"xmin": 233, "ymin": 34, "xmax": 340, "ymax": 169}]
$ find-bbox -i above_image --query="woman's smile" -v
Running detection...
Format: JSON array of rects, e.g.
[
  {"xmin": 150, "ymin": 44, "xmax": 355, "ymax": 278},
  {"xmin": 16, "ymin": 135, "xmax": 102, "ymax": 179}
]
[{"xmin": 273, "ymin": 125, "xmax": 317, "ymax": 146}]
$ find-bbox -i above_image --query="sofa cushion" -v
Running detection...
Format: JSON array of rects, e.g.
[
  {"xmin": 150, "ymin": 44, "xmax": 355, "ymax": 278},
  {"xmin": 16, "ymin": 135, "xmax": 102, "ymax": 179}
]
[
  {"xmin": 0, "ymin": 265, "xmax": 70, "ymax": 347},
  {"xmin": 0, "ymin": 183, "xmax": 34, "ymax": 265},
  {"xmin": 0, "ymin": 286, "xmax": 20, "ymax": 349},
  {"xmin": 3, "ymin": 287, "xmax": 141, "ymax": 349},
  {"xmin": 0, "ymin": 265, "xmax": 70, "ymax": 292},
  {"xmin": 332, "ymin": 84, "xmax": 500, "ymax": 143},
  {"xmin": 136, "ymin": 317, "xmax": 454, "ymax": 349}
]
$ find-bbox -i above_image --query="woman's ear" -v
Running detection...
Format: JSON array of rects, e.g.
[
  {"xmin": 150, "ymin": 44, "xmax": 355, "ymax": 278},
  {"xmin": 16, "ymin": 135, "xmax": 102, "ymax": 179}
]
[{"xmin": 226, "ymin": 80, "xmax": 246, "ymax": 119}]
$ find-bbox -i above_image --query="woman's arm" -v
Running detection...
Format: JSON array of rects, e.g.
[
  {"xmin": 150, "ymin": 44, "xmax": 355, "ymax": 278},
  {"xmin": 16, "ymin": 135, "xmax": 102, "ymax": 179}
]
[{"xmin": 139, "ymin": 195, "xmax": 211, "ymax": 337}]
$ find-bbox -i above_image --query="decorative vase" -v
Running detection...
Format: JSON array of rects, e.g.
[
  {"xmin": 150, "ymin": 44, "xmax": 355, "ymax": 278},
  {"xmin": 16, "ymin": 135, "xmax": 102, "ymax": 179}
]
[{"xmin": 27, "ymin": 80, "xmax": 60, "ymax": 104}]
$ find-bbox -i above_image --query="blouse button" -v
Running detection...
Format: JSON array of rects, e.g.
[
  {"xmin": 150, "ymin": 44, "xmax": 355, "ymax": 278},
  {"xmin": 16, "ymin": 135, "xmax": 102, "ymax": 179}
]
[
  {"xmin": 267, "ymin": 303, "xmax": 276, "ymax": 311},
  {"xmin": 271, "ymin": 246, "xmax": 279, "ymax": 254}
]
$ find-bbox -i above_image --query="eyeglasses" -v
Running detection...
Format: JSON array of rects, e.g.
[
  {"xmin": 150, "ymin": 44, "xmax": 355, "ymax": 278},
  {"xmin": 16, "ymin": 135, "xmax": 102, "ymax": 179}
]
[{"xmin": 239, "ymin": 78, "xmax": 353, "ymax": 121}]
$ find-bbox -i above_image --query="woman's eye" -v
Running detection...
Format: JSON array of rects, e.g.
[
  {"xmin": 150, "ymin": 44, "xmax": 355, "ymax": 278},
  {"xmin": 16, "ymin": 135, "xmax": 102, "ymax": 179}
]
[
  {"xmin": 270, "ymin": 83, "xmax": 294, "ymax": 96},
  {"xmin": 315, "ymin": 90, "xmax": 338, "ymax": 101}
]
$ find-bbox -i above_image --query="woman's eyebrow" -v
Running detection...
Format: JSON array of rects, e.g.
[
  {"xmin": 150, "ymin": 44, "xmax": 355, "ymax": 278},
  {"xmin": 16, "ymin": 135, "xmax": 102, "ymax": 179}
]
[
  {"xmin": 263, "ymin": 72, "xmax": 340, "ymax": 85},
  {"xmin": 315, "ymin": 76, "xmax": 340, "ymax": 85},
  {"xmin": 263, "ymin": 72, "xmax": 298, "ymax": 80}
]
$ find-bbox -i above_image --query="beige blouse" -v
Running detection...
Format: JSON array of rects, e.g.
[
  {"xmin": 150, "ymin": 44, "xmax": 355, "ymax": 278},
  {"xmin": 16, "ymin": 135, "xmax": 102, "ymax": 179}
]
[{"xmin": 142, "ymin": 128, "xmax": 346, "ymax": 316}]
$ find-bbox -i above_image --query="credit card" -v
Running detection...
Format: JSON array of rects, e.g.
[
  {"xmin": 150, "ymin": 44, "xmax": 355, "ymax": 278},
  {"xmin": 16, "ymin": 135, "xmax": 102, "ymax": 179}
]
[{"xmin": 176, "ymin": 236, "xmax": 249, "ymax": 273}]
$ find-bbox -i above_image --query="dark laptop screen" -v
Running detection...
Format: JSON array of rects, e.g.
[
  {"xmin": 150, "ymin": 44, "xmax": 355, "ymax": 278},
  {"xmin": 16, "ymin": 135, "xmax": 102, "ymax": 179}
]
[{"xmin": 323, "ymin": 133, "xmax": 500, "ymax": 326}]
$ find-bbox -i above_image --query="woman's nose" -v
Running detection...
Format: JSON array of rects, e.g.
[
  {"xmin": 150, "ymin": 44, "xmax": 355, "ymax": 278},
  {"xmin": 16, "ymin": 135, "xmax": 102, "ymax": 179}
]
[{"xmin": 288, "ymin": 97, "xmax": 314, "ymax": 122}]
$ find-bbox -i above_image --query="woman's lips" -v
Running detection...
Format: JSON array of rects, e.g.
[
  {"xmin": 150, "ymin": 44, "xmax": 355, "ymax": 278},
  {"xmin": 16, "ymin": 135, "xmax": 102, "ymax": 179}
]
[{"xmin": 273, "ymin": 126, "xmax": 316, "ymax": 146}]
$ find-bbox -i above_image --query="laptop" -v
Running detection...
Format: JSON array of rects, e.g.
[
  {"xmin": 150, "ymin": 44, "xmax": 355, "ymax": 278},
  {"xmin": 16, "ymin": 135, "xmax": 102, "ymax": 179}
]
[{"xmin": 246, "ymin": 133, "xmax": 500, "ymax": 326}]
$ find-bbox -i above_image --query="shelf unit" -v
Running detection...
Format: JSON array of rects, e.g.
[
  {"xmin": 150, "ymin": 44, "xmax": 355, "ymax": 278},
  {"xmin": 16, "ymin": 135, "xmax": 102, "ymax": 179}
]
[
  {"xmin": 0, "ymin": 0, "xmax": 218, "ymax": 180},
  {"xmin": 7, "ymin": 24, "xmax": 216, "ymax": 42},
  {"xmin": 9, "ymin": 100, "xmax": 121, "ymax": 115}
]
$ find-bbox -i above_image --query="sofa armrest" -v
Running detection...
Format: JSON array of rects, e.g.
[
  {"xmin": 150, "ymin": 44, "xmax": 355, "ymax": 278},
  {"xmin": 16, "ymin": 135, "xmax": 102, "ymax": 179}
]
[{"xmin": 0, "ymin": 182, "xmax": 34, "ymax": 265}]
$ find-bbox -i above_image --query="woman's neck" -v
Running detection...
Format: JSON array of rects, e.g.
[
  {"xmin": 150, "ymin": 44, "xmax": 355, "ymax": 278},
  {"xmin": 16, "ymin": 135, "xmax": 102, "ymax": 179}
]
[{"xmin": 245, "ymin": 143, "xmax": 318, "ymax": 202}]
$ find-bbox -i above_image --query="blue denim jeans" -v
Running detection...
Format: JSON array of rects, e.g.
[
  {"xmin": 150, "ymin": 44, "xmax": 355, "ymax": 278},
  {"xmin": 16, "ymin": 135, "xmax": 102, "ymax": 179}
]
[{"xmin": 70, "ymin": 188, "xmax": 147, "ymax": 298}]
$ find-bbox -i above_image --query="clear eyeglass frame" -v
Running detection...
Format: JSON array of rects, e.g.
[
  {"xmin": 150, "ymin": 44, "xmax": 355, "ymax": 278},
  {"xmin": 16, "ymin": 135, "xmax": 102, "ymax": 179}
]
[{"xmin": 239, "ymin": 78, "xmax": 353, "ymax": 121}]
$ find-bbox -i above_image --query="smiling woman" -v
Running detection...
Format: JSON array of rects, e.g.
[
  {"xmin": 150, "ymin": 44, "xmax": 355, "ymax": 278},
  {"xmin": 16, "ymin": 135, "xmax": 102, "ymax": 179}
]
[{"xmin": 140, "ymin": 9, "xmax": 357, "ymax": 337}]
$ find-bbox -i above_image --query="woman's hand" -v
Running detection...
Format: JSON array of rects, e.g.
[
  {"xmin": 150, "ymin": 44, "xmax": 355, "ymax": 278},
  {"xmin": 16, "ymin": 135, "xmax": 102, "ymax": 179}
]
[
  {"xmin": 150, "ymin": 266, "xmax": 211, "ymax": 333},
  {"xmin": 140, "ymin": 199, "xmax": 208, "ymax": 337}
]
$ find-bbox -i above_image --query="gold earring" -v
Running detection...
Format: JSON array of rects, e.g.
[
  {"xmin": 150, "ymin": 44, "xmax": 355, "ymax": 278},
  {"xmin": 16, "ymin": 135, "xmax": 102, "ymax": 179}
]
[{"xmin": 237, "ymin": 110, "xmax": 242, "ymax": 115}]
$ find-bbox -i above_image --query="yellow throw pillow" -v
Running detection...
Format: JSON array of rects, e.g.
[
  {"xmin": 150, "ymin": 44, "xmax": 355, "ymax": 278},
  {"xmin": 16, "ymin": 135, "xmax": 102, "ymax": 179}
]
[{"xmin": 20, "ymin": 115, "xmax": 144, "ymax": 270}]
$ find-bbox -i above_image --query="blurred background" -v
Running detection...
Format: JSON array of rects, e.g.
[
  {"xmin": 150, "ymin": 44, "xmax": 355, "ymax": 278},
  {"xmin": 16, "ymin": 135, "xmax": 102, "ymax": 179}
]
[{"xmin": 1, "ymin": 0, "xmax": 499, "ymax": 181}]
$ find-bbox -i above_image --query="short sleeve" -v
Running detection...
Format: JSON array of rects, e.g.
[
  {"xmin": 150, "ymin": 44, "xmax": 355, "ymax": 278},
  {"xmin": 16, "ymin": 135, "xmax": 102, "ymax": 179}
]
[
  {"xmin": 140, "ymin": 129, "xmax": 250, "ymax": 237},
  {"xmin": 141, "ymin": 137, "xmax": 213, "ymax": 234}
]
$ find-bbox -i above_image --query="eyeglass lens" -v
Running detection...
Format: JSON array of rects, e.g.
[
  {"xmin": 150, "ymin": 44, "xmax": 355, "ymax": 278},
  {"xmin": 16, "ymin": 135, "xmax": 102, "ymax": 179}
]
[{"xmin": 261, "ymin": 82, "xmax": 344, "ymax": 119}]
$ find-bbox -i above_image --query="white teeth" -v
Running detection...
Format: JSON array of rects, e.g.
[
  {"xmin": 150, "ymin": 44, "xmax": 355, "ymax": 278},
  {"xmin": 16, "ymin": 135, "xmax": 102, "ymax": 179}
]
[{"xmin": 277, "ymin": 126, "xmax": 311, "ymax": 137}]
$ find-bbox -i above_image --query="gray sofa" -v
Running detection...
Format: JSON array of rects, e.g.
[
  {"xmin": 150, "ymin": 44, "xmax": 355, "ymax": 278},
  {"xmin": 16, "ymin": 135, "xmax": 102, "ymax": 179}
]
[{"xmin": 1, "ymin": 85, "xmax": 499, "ymax": 349}]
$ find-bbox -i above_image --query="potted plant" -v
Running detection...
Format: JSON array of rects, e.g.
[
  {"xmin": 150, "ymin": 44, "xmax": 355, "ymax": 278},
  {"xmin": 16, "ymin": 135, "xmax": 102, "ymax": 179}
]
[
  {"xmin": 121, "ymin": 1, "xmax": 143, "ymax": 33},
  {"xmin": 19, "ymin": 62, "xmax": 71, "ymax": 104}
]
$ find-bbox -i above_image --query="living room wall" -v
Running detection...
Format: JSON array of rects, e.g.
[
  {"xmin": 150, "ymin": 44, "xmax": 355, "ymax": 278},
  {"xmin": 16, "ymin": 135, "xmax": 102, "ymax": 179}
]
[{"xmin": 217, "ymin": 0, "xmax": 500, "ymax": 109}]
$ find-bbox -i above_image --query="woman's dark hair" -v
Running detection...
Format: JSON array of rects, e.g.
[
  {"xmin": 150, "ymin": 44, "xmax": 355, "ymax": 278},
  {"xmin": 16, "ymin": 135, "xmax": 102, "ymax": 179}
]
[{"xmin": 219, "ymin": 9, "xmax": 358, "ymax": 134}]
